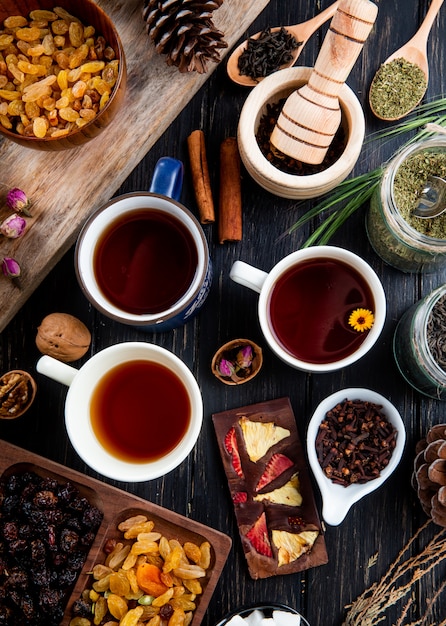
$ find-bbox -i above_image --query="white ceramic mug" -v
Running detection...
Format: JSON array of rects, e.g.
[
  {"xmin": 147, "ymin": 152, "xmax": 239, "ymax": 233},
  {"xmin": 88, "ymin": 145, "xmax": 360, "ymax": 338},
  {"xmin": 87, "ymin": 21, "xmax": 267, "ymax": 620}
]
[
  {"xmin": 36, "ymin": 342, "xmax": 203, "ymax": 481},
  {"xmin": 229, "ymin": 246, "xmax": 386, "ymax": 373},
  {"xmin": 75, "ymin": 158, "xmax": 212, "ymax": 331}
]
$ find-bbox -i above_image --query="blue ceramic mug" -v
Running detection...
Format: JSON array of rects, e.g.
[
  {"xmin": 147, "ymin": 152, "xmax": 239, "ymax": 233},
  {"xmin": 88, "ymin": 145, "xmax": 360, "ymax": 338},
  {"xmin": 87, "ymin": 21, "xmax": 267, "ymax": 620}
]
[{"xmin": 75, "ymin": 157, "xmax": 212, "ymax": 331}]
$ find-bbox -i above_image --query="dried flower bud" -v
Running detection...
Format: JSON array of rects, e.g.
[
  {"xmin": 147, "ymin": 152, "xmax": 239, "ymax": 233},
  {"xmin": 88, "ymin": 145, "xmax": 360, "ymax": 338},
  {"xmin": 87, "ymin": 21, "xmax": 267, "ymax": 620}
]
[
  {"xmin": 1, "ymin": 257, "xmax": 21, "ymax": 278},
  {"xmin": 236, "ymin": 345, "xmax": 253, "ymax": 369},
  {"xmin": 0, "ymin": 213, "xmax": 26, "ymax": 239},
  {"xmin": 218, "ymin": 358, "xmax": 235, "ymax": 378},
  {"xmin": 6, "ymin": 187, "xmax": 32, "ymax": 216}
]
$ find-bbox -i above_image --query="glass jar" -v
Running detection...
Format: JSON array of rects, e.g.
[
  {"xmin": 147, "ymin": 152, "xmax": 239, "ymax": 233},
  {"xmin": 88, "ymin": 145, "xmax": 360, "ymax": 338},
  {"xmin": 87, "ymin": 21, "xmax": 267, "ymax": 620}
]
[
  {"xmin": 366, "ymin": 136, "xmax": 446, "ymax": 273},
  {"xmin": 393, "ymin": 284, "xmax": 446, "ymax": 400}
]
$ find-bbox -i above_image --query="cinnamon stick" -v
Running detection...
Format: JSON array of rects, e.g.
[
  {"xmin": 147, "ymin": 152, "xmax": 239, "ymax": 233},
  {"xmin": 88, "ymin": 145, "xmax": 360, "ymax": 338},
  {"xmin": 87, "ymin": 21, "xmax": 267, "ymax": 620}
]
[
  {"xmin": 218, "ymin": 137, "xmax": 242, "ymax": 243},
  {"xmin": 187, "ymin": 130, "xmax": 215, "ymax": 224}
]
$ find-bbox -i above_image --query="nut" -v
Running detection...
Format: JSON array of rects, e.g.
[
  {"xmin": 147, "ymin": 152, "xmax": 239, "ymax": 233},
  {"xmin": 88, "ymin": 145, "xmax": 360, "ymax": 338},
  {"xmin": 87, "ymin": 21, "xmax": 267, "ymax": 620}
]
[
  {"xmin": 0, "ymin": 370, "xmax": 37, "ymax": 419},
  {"xmin": 36, "ymin": 313, "xmax": 91, "ymax": 362}
]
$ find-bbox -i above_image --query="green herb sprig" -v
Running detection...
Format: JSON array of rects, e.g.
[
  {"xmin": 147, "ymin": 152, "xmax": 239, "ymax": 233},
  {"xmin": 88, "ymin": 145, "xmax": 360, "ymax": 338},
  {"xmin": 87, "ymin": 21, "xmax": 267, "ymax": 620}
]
[{"xmin": 286, "ymin": 97, "xmax": 446, "ymax": 247}]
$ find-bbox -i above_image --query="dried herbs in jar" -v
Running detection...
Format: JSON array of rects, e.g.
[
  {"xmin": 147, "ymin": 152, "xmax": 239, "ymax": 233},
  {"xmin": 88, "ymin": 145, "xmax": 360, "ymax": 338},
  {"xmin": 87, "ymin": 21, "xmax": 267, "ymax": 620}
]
[
  {"xmin": 366, "ymin": 137, "xmax": 446, "ymax": 273},
  {"xmin": 394, "ymin": 284, "xmax": 446, "ymax": 400}
]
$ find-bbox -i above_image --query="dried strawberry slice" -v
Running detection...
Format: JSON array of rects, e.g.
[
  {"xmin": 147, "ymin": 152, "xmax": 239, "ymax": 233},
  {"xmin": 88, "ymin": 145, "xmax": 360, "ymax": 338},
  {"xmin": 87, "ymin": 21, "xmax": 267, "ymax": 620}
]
[
  {"xmin": 246, "ymin": 512, "xmax": 273, "ymax": 557},
  {"xmin": 232, "ymin": 491, "xmax": 248, "ymax": 504},
  {"xmin": 224, "ymin": 427, "xmax": 244, "ymax": 478},
  {"xmin": 255, "ymin": 453, "xmax": 294, "ymax": 492}
]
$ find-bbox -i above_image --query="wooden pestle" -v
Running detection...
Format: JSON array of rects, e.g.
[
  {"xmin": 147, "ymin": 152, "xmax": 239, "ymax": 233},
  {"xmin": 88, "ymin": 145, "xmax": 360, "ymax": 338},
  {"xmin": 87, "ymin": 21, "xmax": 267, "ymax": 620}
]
[{"xmin": 270, "ymin": 0, "xmax": 378, "ymax": 165}]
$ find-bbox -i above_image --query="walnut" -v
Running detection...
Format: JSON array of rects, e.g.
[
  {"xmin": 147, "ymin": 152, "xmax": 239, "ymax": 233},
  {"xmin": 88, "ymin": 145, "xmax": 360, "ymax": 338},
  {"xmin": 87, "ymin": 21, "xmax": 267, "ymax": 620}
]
[
  {"xmin": 0, "ymin": 370, "xmax": 37, "ymax": 419},
  {"xmin": 36, "ymin": 313, "xmax": 91, "ymax": 362}
]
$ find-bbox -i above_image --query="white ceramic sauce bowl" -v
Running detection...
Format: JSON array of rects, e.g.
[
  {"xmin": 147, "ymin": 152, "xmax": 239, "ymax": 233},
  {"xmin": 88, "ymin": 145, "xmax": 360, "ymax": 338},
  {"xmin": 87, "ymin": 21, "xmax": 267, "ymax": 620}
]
[{"xmin": 306, "ymin": 388, "xmax": 406, "ymax": 526}]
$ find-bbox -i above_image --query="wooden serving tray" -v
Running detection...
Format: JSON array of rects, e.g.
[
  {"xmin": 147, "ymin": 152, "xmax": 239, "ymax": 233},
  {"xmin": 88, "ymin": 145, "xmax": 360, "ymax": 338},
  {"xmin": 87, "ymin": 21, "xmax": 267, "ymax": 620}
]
[
  {"xmin": 0, "ymin": 0, "xmax": 270, "ymax": 332},
  {"xmin": 0, "ymin": 438, "xmax": 232, "ymax": 626}
]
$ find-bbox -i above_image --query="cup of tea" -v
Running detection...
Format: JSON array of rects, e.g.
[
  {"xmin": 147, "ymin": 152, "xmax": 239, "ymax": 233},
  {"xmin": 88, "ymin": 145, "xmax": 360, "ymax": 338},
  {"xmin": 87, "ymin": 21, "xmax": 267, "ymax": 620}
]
[
  {"xmin": 36, "ymin": 342, "xmax": 203, "ymax": 481},
  {"xmin": 229, "ymin": 246, "xmax": 386, "ymax": 373},
  {"xmin": 75, "ymin": 157, "xmax": 212, "ymax": 331}
]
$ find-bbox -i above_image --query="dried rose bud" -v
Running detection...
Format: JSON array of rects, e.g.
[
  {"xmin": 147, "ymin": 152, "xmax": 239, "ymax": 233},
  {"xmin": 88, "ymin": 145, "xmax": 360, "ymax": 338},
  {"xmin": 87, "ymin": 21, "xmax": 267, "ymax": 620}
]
[
  {"xmin": 236, "ymin": 345, "xmax": 253, "ymax": 369},
  {"xmin": 6, "ymin": 187, "xmax": 32, "ymax": 216},
  {"xmin": 0, "ymin": 213, "xmax": 26, "ymax": 239},
  {"xmin": 218, "ymin": 358, "xmax": 235, "ymax": 378},
  {"xmin": 2, "ymin": 257, "xmax": 21, "ymax": 278}
]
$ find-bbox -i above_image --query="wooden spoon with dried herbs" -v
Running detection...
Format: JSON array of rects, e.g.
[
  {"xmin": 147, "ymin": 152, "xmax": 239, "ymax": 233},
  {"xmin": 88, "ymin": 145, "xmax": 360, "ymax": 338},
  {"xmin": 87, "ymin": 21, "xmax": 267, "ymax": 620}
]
[
  {"xmin": 369, "ymin": 0, "xmax": 444, "ymax": 121},
  {"xmin": 226, "ymin": 1, "xmax": 339, "ymax": 87}
]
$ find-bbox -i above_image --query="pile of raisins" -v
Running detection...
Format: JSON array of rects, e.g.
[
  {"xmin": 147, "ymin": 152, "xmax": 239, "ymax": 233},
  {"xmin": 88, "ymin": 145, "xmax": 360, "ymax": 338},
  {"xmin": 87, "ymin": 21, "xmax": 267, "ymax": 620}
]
[{"xmin": 0, "ymin": 470, "xmax": 103, "ymax": 626}]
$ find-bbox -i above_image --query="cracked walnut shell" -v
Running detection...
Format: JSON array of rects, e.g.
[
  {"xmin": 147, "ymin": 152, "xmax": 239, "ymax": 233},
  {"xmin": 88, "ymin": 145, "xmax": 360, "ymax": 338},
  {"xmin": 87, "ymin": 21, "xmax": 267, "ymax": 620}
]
[
  {"xmin": 36, "ymin": 313, "xmax": 91, "ymax": 362},
  {"xmin": 413, "ymin": 424, "xmax": 446, "ymax": 528}
]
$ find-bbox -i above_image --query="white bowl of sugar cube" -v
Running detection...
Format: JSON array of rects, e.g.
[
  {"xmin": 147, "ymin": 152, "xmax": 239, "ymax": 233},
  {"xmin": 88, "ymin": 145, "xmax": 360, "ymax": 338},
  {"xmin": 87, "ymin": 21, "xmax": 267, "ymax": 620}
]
[{"xmin": 216, "ymin": 604, "xmax": 310, "ymax": 626}]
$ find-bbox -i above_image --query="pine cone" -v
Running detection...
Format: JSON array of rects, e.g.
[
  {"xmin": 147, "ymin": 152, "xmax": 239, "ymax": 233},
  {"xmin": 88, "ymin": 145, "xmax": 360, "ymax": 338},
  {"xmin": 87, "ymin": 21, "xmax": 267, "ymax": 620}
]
[
  {"xmin": 142, "ymin": 0, "xmax": 228, "ymax": 73},
  {"xmin": 413, "ymin": 424, "xmax": 446, "ymax": 527}
]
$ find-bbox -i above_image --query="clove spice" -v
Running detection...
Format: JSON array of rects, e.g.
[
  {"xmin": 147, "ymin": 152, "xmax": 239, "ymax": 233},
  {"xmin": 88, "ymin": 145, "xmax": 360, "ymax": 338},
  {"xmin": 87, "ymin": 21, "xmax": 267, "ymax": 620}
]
[{"xmin": 315, "ymin": 398, "xmax": 397, "ymax": 486}]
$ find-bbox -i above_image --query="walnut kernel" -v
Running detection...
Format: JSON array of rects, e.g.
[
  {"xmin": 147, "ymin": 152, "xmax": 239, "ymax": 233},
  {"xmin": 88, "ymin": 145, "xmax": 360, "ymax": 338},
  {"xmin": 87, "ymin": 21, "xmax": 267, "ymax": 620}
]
[
  {"xmin": 0, "ymin": 370, "xmax": 37, "ymax": 419},
  {"xmin": 36, "ymin": 313, "xmax": 91, "ymax": 362}
]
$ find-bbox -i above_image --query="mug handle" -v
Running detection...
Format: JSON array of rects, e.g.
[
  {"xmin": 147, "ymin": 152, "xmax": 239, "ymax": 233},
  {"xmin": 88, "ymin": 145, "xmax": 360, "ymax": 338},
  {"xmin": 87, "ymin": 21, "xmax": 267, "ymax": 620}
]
[
  {"xmin": 149, "ymin": 157, "xmax": 184, "ymax": 201},
  {"xmin": 230, "ymin": 261, "xmax": 268, "ymax": 294},
  {"xmin": 36, "ymin": 355, "xmax": 79, "ymax": 387}
]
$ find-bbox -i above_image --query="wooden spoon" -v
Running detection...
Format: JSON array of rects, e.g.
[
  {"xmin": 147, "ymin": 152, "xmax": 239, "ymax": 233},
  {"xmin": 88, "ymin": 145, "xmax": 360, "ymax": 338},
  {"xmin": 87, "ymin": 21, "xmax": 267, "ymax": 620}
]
[
  {"xmin": 369, "ymin": 0, "xmax": 445, "ymax": 121},
  {"xmin": 226, "ymin": 1, "xmax": 340, "ymax": 87}
]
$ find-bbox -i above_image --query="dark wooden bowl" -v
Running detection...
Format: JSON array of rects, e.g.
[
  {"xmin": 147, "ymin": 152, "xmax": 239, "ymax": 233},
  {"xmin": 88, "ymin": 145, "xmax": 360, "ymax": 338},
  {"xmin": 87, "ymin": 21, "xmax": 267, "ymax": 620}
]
[{"xmin": 0, "ymin": 0, "xmax": 126, "ymax": 150}]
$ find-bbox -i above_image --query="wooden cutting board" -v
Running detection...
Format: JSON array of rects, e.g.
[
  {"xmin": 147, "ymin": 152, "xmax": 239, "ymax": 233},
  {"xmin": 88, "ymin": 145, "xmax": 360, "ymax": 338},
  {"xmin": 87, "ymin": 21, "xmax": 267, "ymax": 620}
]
[
  {"xmin": 0, "ymin": 438, "xmax": 232, "ymax": 626},
  {"xmin": 0, "ymin": 0, "xmax": 270, "ymax": 332}
]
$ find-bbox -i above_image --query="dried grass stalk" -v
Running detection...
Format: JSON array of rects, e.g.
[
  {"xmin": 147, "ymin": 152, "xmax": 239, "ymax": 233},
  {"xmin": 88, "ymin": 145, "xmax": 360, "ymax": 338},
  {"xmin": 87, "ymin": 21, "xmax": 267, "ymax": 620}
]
[{"xmin": 343, "ymin": 520, "xmax": 446, "ymax": 626}]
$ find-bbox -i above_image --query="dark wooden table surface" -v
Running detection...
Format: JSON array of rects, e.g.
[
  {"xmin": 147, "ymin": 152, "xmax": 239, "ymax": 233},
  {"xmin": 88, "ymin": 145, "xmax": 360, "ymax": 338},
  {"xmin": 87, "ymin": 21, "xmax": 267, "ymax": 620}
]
[{"xmin": 2, "ymin": 1, "xmax": 446, "ymax": 624}]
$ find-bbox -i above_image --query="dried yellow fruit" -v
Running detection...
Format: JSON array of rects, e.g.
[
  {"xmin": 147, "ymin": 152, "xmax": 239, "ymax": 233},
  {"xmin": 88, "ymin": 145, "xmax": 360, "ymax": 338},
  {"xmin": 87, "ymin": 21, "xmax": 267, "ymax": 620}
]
[
  {"xmin": 0, "ymin": 7, "xmax": 119, "ymax": 138},
  {"xmin": 4, "ymin": 16, "xmax": 28, "ymax": 29},
  {"xmin": 15, "ymin": 27, "xmax": 41, "ymax": 42},
  {"xmin": 107, "ymin": 593, "xmax": 128, "ymax": 620},
  {"xmin": 93, "ymin": 596, "xmax": 108, "ymax": 625},
  {"xmin": 70, "ymin": 514, "xmax": 213, "ymax": 626},
  {"xmin": 120, "ymin": 606, "xmax": 144, "ymax": 626},
  {"xmin": 69, "ymin": 618, "xmax": 92, "ymax": 626}
]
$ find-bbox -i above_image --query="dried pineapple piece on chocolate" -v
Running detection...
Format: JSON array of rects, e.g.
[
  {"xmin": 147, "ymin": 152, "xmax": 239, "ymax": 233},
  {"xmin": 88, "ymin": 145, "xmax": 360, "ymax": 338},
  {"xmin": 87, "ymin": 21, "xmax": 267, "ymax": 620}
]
[
  {"xmin": 239, "ymin": 417, "xmax": 290, "ymax": 462},
  {"xmin": 272, "ymin": 530, "xmax": 319, "ymax": 566},
  {"xmin": 253, "ymin": 474, "xmax": 302, "ymax": 506}
]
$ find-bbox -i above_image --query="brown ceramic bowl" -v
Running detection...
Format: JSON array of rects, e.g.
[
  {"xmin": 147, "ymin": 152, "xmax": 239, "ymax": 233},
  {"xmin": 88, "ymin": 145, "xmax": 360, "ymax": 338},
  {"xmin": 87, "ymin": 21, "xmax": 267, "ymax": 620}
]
[{"xmin": 0, "ymin": 0, "xmax": 126, "ymax": 150}]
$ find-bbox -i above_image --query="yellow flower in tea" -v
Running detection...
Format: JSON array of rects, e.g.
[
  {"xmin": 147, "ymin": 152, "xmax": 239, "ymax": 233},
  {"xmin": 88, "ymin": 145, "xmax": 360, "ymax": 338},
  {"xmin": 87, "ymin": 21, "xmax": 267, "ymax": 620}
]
[{"xmin": 348, "ymin": 308, "xmax": 374, "ymax": 332}]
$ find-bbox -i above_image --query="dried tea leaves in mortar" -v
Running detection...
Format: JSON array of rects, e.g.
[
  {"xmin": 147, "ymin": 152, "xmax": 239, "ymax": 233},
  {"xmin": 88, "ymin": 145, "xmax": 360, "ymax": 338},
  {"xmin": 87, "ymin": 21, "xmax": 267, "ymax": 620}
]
[
  {"xmin": 370, "ymin": 58, "xmax": 427, "ymax": 119},
  {"xmin": 427, "ymin": 293, "xmax": 446, "ymax": 371},
  {"xmin": 238, "ymin": 27, "xmax": 301, "ymax": 80},
  {"xmin": 256, "ymin": 98, "xmax": 346, "ymax": 175},
  {"xmin": 393, "ymin": 150, "xmax": 446, "ymax": 238}
]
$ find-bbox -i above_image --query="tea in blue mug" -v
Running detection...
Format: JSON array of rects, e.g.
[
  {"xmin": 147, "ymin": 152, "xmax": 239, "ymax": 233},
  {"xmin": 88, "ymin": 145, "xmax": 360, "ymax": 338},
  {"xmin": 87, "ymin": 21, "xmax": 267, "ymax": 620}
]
[{"xmin": 75, "ymin": 158, "xmax": 212, "ymax": 331}]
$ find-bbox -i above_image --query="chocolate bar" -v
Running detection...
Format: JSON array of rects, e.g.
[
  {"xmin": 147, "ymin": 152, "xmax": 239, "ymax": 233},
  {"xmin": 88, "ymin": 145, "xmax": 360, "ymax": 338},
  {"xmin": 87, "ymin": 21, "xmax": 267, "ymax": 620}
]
[{"xmin": 212, "ymin": 397, "xmax": 328, "ymax": 579}]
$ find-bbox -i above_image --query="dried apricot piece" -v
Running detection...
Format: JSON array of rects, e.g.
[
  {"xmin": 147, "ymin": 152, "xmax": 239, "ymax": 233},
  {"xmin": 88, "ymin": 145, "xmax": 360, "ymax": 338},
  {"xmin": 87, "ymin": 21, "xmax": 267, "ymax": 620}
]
[{"xmin": 136, "ymin": 563, "xmax": 169, "ymax": 597}]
